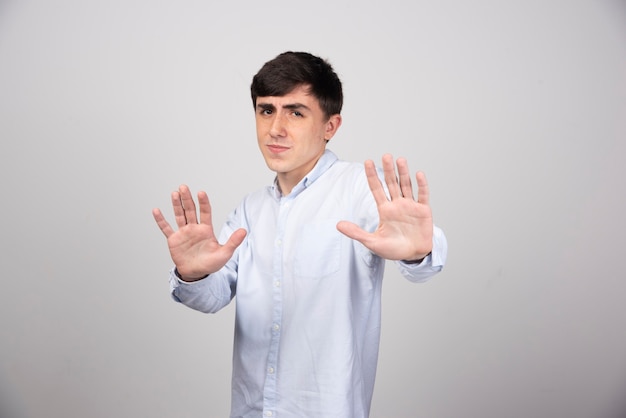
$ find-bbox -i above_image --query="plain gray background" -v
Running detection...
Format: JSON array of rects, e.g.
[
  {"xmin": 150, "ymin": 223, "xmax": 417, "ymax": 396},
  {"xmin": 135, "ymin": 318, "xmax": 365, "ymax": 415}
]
[{"xmin": 1, "ymin": 0, "xmax": 625, "ymax": 417}]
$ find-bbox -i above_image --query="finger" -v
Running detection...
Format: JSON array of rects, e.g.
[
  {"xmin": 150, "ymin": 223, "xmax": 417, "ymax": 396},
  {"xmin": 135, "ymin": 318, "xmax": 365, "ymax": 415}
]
[
  {"xmin": 197, "ymin": 191, "xmax": 213, "ymax": 226},
  {"xmin": 382, "ymin": 154, "xmax": 401, "ymax": 199},
  {"xmin": 171, "ymin": 191, "xmax": 187, "ymax": 228},
  {"xmin": 364, "ymin": 160, "xmax": 389, "ymax": 206},
  {"xmin": 152, "ymin": 208, "xmax": 174, "ymax": 238},
  {"xmin": 336, "ymin": 220, "xmax": 374, "ymax": 246},
  {"xmin": 178, "ymin": 184, "xmax": 199, "ymax": 224},
  {"xmin": 415, "ymin": 171, "xmax": 430, "ymax": 206},
  {"xmin": 396, "ymin": 157, "xmax": 414, "ymax": 200}
]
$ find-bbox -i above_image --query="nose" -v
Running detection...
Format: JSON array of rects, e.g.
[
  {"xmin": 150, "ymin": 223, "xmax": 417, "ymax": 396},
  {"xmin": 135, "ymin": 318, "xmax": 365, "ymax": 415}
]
[{"xmin": 269, "ymin": 113, "xmax": 286, "ymax": 138}]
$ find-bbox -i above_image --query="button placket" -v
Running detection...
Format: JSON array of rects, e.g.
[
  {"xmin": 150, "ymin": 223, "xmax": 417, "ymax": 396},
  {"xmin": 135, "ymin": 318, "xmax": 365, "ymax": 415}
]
[{"xmin": 262, "ymin": 196, "xmax": 292, "ymax": 414}]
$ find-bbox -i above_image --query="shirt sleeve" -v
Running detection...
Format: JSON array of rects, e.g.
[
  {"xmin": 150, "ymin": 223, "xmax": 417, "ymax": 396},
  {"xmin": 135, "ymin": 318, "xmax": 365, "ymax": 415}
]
[
  {"xmin": 169, "ymin": 267, "xmax": 236, "ymax": 313},
  {"xmin": 395, "ymin": 225, "xmax": 447, "ymax": 283}
]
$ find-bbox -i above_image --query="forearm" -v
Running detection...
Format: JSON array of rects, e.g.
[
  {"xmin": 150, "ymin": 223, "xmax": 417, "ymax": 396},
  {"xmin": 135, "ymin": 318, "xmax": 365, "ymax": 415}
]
[{"xmin": 169, "ymin": 267, "xmax": 235, "ymax": 313}]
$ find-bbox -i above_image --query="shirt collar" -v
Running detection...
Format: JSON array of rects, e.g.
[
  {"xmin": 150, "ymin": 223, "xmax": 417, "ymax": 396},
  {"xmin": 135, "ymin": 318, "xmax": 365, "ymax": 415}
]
[{"xmin": 270, "ymin": 149, "xmax": 339, "ymax": 199}]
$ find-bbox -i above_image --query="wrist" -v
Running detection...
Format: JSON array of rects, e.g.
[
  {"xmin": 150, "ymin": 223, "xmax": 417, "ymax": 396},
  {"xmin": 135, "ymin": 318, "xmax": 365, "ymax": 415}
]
[
  {"xmin": 174, "ymin": 268, "xmax": 209, "ymax": 282},
  {"xmin": 403, "ymin": 251, "xmax": 431, "ymax": 264}
]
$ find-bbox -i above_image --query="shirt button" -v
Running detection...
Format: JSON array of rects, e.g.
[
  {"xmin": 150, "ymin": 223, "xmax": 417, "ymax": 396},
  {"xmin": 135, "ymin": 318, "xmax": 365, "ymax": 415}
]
[
  {"xmin": 264, "ymin": 412, "xmax": 273, "ymax": 417},
  {"xmin": 268, "ymin": 367, "xmax": 275, "ymax": 374},
  {"xmin": 274, "ymin": 281, "xmax": 281, "ymax": 287},
  {"xmin": 273, "ymin": 324, "xmax": 280, "ymax": 331},
  {"xmin": 276, "ymin": 239, "xmax": 282, "ymax": 246}
]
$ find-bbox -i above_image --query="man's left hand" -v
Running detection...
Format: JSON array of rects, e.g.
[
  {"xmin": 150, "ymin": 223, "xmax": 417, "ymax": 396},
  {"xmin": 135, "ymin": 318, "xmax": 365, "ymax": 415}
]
[{"xmin": 336, "ymin": 154, "xmax": 434, "ymax": 261}]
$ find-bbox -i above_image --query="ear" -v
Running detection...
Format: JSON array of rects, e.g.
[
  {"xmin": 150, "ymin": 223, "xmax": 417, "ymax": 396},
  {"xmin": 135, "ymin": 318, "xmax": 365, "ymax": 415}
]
[{"xmin": 323, "ymin": 114, "xmax": 342, "ymax": 141}]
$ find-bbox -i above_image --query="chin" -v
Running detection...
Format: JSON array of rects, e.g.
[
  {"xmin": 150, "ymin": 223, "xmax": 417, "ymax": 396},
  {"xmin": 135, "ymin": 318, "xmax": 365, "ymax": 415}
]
[{"xmin": 262, "ymin": 158, "xmax": 285, "ymax": 173}]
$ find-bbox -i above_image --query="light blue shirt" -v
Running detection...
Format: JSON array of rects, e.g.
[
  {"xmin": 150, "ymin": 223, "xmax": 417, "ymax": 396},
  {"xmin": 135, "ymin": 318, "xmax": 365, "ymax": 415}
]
[{"xmin": 170, "ymin": 150, "xmax": 447, "ymax": 418}]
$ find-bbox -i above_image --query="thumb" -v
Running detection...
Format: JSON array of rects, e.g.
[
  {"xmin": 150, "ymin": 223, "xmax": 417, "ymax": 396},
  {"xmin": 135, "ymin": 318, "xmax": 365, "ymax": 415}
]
[
  {"xmin": 223, "ymin": 228, "xmax": 247, "ymax": 251},
  {"xmin": 336, "ymin": 221, "xmax": 371, "ymax": 245}
]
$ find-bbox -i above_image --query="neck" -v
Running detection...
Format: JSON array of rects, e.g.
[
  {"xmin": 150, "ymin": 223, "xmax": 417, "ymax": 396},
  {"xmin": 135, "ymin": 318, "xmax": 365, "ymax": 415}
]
[{"xmin": 276, "ymin": 174, "xmax": 299, "ymax": 196}]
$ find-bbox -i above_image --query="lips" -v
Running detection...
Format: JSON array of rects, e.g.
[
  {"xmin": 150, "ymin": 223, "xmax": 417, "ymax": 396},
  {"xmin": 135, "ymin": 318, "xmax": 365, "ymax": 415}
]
[{"xmin": 267, "ymin": 144, "xmax": 290, "ymax": 154}]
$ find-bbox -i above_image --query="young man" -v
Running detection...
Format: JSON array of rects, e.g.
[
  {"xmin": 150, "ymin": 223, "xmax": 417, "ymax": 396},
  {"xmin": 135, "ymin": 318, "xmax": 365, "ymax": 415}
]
[{"xmin": 153, "ymin": 51, "xmax": 447, "ymax": 418}]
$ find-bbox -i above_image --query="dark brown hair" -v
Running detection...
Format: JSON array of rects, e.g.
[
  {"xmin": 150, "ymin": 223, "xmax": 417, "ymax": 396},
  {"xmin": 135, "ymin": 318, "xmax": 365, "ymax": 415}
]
[{"xmin": 250, "ymin": 51, "xmax": 343, "ymax": 119}]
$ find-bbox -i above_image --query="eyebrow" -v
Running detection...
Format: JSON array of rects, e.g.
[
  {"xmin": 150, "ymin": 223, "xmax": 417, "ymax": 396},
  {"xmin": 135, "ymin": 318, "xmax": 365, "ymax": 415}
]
[
  {"xmin": 283, "ymin": 103, "xmax": 310, "ymax": 111},
  {"xmin": 256, "ymin": 102, "xmax": 311, "ymax": 112}
]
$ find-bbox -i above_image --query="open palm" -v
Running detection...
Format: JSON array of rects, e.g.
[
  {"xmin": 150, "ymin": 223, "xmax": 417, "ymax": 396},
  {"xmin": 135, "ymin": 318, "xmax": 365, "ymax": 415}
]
[
  {"xmin": 337, "ymin": 154, "xmax": 433, "ymax": 261},
  {"xmin": 152, "ymin": 185, "xmax": 247, "ymax": 281}
]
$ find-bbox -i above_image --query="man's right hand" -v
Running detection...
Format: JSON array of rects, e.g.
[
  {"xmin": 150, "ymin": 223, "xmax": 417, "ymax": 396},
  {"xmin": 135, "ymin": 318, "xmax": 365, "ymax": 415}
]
[{"xmin": 152, "ymin": 185, "xmax": 247, "ymax": 281}]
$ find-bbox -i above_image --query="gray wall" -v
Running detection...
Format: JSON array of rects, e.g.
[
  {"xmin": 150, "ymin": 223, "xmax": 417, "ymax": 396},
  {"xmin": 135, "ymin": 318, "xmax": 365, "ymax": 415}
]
[{"xmin": 1, "ymin": 1, "xmax": 625, "ymax": 417}]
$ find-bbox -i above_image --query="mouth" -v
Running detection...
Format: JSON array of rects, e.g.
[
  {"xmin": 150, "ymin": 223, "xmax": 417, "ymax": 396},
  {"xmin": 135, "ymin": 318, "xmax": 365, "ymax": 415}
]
[{"xmin": 267, "ymin": 144, "xmax": 290, "ymax": 154}]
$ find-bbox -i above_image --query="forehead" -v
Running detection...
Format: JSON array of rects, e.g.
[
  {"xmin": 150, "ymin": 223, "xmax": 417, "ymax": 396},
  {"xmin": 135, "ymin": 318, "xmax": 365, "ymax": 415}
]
[{"xmin": 256, "ymin": 85, "xmax": 321, "ymax": 108}]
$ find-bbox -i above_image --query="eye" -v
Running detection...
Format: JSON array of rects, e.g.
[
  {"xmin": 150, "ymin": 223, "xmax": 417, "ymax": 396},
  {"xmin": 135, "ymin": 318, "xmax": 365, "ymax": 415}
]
[{"xmin": 292, "ymin": 111, "xmax": 303, "ymax": 117}]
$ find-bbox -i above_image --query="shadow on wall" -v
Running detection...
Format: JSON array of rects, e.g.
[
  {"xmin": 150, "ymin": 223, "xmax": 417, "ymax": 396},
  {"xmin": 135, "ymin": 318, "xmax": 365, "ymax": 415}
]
[
  {"xmin": 604, "ymin": 378, "xmax": 626, "ymax": 418},
  {"xmin": 0, "ymin": 384, "xmax": 27, "ymax": 418},
  {"xmin": 611, "ymin": 393, "xmax": 626, "ymax": 418}
]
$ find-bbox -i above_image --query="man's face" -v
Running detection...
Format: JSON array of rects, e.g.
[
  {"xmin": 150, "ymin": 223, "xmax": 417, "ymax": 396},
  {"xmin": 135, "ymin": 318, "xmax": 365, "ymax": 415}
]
[{"xmin": 255, "ymin": 84, "xmax": 341, "ymax": 194}]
